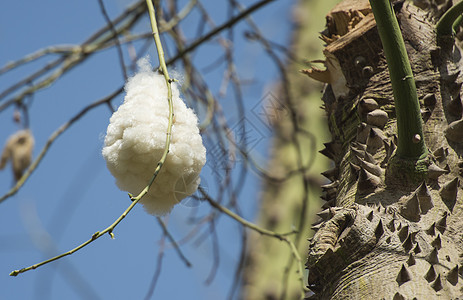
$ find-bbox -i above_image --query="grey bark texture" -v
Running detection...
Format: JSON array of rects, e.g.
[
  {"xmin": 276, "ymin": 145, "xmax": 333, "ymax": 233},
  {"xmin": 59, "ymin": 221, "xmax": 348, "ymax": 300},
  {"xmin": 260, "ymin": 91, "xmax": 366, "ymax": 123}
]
[{"xmin": 304, "ymin": 0, "xmax": 463, "ymax": 299}]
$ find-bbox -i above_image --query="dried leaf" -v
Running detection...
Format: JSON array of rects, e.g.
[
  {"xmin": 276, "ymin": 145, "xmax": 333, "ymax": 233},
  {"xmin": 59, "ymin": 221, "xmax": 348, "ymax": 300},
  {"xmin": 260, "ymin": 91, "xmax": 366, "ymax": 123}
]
[{"xmin": 0, "ymin": 130, "xmax": 34, "ymax": 181}]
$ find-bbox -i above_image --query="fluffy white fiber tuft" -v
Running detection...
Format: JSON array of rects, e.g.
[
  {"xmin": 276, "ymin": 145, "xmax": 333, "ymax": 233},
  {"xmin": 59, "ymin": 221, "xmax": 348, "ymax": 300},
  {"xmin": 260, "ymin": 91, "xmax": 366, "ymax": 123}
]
[{"xmin": 102, "ymin": 57, "xmax": 206, "ymax": 216}]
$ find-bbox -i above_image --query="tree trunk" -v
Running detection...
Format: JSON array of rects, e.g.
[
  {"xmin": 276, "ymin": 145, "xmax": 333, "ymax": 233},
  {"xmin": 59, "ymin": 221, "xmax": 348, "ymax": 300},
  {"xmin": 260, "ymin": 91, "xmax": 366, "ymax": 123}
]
[
  {"xmin": 240, "ymin": 0, "xmax": 337, "ymax": 299},
  {"xmin": 304, "ymin": 0, "xmax": 463, "ymax": 299}
]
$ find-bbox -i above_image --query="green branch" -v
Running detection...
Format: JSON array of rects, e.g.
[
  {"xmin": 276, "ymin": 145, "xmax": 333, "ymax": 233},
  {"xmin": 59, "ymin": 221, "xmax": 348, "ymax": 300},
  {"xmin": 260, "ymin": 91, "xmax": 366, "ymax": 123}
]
[
  {"xmin": 436, "ymin": 2, "xmax": 463, "ymax": 36},
  {"xmin": 10, "ymin": 0, "xmax": 175, "ymax": 276},
  {"xmin": 369, "ymin": 0, "xmax": 427, "ymax": 160},
  {"xmin": 453, "ymin": 15, "xmax": 463, "ymax": 34}
]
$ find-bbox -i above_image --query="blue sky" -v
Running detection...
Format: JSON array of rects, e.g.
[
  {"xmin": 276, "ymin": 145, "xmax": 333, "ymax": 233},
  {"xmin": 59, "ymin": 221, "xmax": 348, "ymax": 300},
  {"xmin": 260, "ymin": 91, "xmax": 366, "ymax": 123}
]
[{"xmin": 0, "ymin": 1, "xmax": 308, "ymax": 299}]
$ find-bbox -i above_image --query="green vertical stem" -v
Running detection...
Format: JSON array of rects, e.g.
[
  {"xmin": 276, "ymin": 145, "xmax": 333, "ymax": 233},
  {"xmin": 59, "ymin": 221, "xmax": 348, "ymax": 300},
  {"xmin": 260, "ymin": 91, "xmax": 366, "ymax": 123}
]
[
  {"xmin": 145, "ymin": 0, "xmax": 174, "ymax": 191},
  {"xmin": 369, "ymin": 0, "xmax": 427, "ymax": 160}
]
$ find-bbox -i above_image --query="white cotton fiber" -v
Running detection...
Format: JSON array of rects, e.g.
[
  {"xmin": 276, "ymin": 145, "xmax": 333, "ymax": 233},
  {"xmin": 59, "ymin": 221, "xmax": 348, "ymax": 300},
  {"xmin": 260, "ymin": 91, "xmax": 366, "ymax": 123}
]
[{"xmin": 102, "ymin": 57, "xmax": 206, "ymax": 216}]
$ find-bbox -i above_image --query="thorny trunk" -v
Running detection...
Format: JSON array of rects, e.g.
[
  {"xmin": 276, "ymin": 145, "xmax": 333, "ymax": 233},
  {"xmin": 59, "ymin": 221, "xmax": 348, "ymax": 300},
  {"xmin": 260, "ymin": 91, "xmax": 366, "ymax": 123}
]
[{"xmin": 304, "ymin": 0, "xmax": 463, "ymax": 299}]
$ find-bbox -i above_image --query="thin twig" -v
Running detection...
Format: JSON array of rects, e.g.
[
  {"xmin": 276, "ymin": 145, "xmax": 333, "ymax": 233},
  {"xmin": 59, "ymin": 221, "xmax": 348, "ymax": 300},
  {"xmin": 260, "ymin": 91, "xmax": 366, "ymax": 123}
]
[
  {"xmin": 158, "ymin": 0, "xmax": 197, "ymax": 32},
  {"xmin": 0, "ymin": 2, "xmax": 146, "ymax": 115},
  {"xmin": 166, "ymin": 0, "xmax": 275, "ymax": 65},
  {"xmin": 144, "ymin": 231, "xmax": 166, "ymax": 300},
  {"xmin": 199, "ymin": 187, "xmax": 306, "ymax": 296},
  {"xmin": 9, "ymin": 1, "xmax": 174, "ymax": 276},
  {"xmin": 204, "ymin": 218, "xmax": 220, "ymax": 285},
  {"xmin": 97, "ymin": 0, "xmax": 128, "ymax": 80},
  {"xmin": 156, "ymin": 217, "xmax": 192, "ymax": 267},
  {"xmin": 0, "ymin": 0, "xmax": 146, "ymax": 79},
  {"xmin": 0, "ymin": 88, "xmax": 123, "ymax": 204},
  {"xmin": 200, "ymin": 187, "xmax": 295, "ymax": 237},
  {"xmin": 9, "ymin": 197, "xmax": 139, "ymax": 276},
  {"xmin": 0, "ymin": 46, "xmax": 76, "ymax": 75},
  {"xmin": 0, "ymin": 10, "xmax": 204, "ymax": 204}
]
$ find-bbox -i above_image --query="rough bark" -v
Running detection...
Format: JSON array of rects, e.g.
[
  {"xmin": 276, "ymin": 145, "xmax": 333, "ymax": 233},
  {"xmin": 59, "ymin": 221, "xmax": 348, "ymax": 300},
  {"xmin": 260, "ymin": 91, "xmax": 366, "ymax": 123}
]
[{"xmin": 304, "ymin": 0, "xmax": 463, "ymax": 299}]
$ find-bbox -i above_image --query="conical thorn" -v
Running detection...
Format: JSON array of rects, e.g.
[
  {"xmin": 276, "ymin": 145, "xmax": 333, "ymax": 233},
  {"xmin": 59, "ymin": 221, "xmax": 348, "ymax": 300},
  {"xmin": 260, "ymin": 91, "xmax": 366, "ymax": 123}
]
[
  {"xmin": 396, "ymin": 264, "xmax": 411, "ymax": 285},
  {"xmin": 351, "ymin": 147, "xmax": 365, "ymax": 162},
  {"xmin": 407, "ymin": 253, "xmax": 416, "ymax": 266},
  {"xmin": 410, "ymin": 231, "xmax": 418, "ymax": 243},
  {"xmin": 423, "ymin": 93, "xmax": 436, "ymax": 107},
  {"xmin": 426, "ymin": 247, "xmax": 439, "ymax": 265},
  {"xmin": 363, "ymin": 151, "xmax": 377, "ymax": 164},
  {"xmin": 398, "ymin": 225, "xmax": 409, "ymax": 242},
  {"xmin": 447, "ymin": 265, "xmax": 459, "ymax": 285},
  {"xmin": 316, "ymin": 208, "xmax": 334, "ymax": 221},
  {"xmin": 382, "ymin": 140, "xmax": 396, "ymax": 167},
  {"xmin": 431, "ymin": 274, "xmax": 443, "ymax": 292},
  {"xmin": 431, "ymin": 234, "xmax": 442, "ymax": 250},
  {"xmin": 358, "ymin": 168, "xmax": 382, "ymax": 193},
  {"xmin": 376, "ymin": 202, "xmax": 384, "ymax": 212},
  {"xmin": 356, "ymin": 122, "xmax": 371, "ymax": 144},
  {"xmin": 425, "ymin": 222, "xmax": 436, "ymax": 236},
  {"xmin": 433, "ymin": 147, "xmax": 448, "ymax": 162},
  {"xmin": 393, "ymin": 292, "xmax": 405, "ymax": 300},
  {"xmin": 440, "ymin": 177, "xmax": 459, "ymax": 211},
  {"xmin": 321, "ymin": 199, "xmax": 336, "ymax": 209},
  {"xmin": 421, "ymin": 107, "xmax": 432, "ymax": 121},
  {"xmin": 349, "ymin": 162, "xmax": 361, "ymax": 180},
  {"xmin": 445, "ymin": 118, "xmax": 463, "ymax": 143},
  {"xmin": 324, "ymin": 141, "xmax": 341, "ymax": 157},
  {"xmin": 319, "ymin": 147, "xmax": 335, "ymax": 160},
  {"xmin": 387, "ymin": 219, "xmax": 396, "ymax": 232},
  {"xmin": 375, "ymin": 219, "xmax": 384, "ymax": 240},
  {"xmin": 321, "ymin": 168, "xmax": 339, "ymax": 182},
  {"xmin": 311, "ymin": 223, "xmax": 323, "ymax": 231},
  {"xmin": 360, "ymin": 159, "xmax": 383, "ymax": 177},
  {"xmin": 436, "ymin": 212, "xmax": 448, "ymax": 234},
  {"xmin": 450, "ymin": 81, "xmax": 462, "ymax": 99},
  {"xmin": 425, "ymin": 264, "xmax": 437, "ymax": 282},
  {"xmin": 366, "ymin": 128, "xmax": 386, "ymax": 154},
  {"xmin": 402, "ymin": 233, "xmax": 414, "ymax": 253},
  {"xmin": 399, "ymin": 193, "xmax": 421, "ymax": 222},
  {"xmin": 321, "ymin": 181, "xmax": 338, "ymax": 200},
  {"xmin": 366, "ymin": 210, "xmax": 374, "ymax": 221},
  {"xmin": 416, "ymin": 182, "xmax": 433, "ymax": 214},
  {"xmin": 448, "ymin": 95, "xmax": 463, "ymax": 118},
  {"xmin": 427, "ymin": 163, "xmax": 449, "ymax": 180},
  {"xmin": 441, "ymin": 71, "xmax": 460, "ymax": 83}
]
